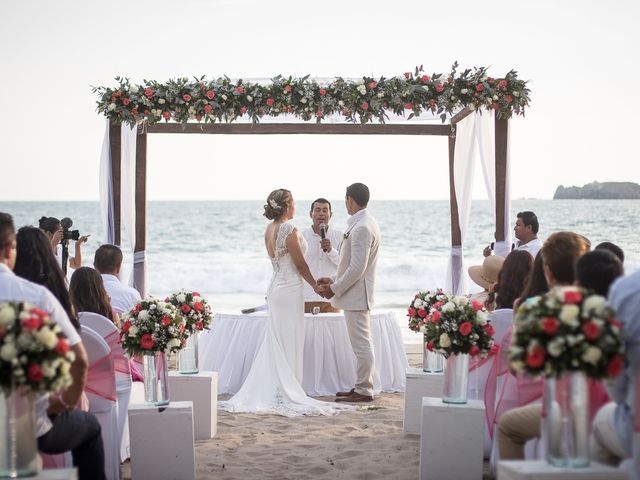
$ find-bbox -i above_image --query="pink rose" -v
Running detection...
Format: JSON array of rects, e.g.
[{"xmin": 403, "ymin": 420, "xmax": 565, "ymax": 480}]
[
  {"xmin": 476, "ymin": 84, "xmax": 484, "ymax": 92},
  {"xmin": 266, "ymin": 98, "xmax": 275, "ymax": 107},
  {"xmin": 435, "ymin": 83, "xmax": 444, "ymax": 93},
  {"xmin": 283, "ymin": 84, "xmax": 292, "ymax": 93},
  {"xmin": 122, "ymin": 320, "xmax": 131, "ymax": 332},
  {"xmin": 459, "ymin": 322, "xmax": 473, "ymax": 336},
  {"xmin": 418, "ymin": 308, "xmax": 427, "ymax": 318},
  {"xmin": 140, "ymin": 334, "xmax": 154, "ymax": 350},
  {"xmin": 471, "ymin": 300, "xmax": 484, "ymax": 311},
  {"xmin": 430, "ymin": 311, "xmax": 441, "ymax": 324},
  {"xmin": 182, "ymin": 94, "xmax": 192, "ymax": 102},
  {"xmin": 239, "ymin": 106, "xmax": 248, "ymax": 114},
  {"xmin": 607, "ymin": 355, "xmax": 623, "ymax": 377},
  {"xmin": 161, "ymin": 316, "xmax": 171, "ymax": 327},
  {"xmin": 204, "ymin": 104, "xmax": 213, "ymax": 114},
  {"xmin": 123, "ymin": 98, "xmax": 131, "ymax": 106},
  {"xmin": 526, "ymin": 347, "xmax": 545, "ymax": 368},
  {"xmin": 196, "ymin": 321, "xmax": 204, "ymax": 330},
  {"xmin": 368, "ymin": 81, "xmax": 377, "ymax": 89},
  {"xmin": 487, "ymin": 77, "xmax": 495, "ymax": 84},
  {"xmin": 469, "ymin": 345, "xmax": 481, "ymax": 356},
  {"xmin": 193, "ymin": 302, "xmax": 203, "ymax": 313},
  {"xmin": 497, "ymin": 80, "xmax": 507, "ymax": 89},
  {"xmin": 541, "ymin": 317, "xmax": 559, "ymax": 335},
  {"xmin": 55, "ymin": 339, "xmax": 70, "ymax": 356},
  {"xmin": 192, "ymin": 292, "xmax": 201, "ymax": 297},
  {"xmin": 404, "ymin": 72, "xmax": 411, "ymax": 78},
  {"xmin": 505, "ymin": 95, "xmax": 513, "ymax": 103},
  {"xmin": 27, "ymin": 364, "xmax": 43, "ymax": 382},
  {"xmin": 319, "ymin": 88, "xmax": 327, "ymax": 96},
  {"xmin": 195, "ymin": 114, "xmax": 202, "ymax": 121},
  {"xmin": 162, "ymin": 111, "xmax": 171, "ymax": 120},
  {"xmin": 426, "ymin": 341, "xmax": 434, "ymax": 352},
  {"xmin": 420, "ymin": 75, "xmax": 430, "ymax": 83},
  {"xmin": 582, "ymin": 321, "xmax": 600, "ymax": 341},
  {"xmin": 484, "ymin": 323, "xmax": 495, "ymax": 337},
  {"xmin": 361, "ymin": 101, "xmax": 369, "ymax": 111},
  {"xmin": 564, "ymin": 290, "xmax": 583, "ymax": 305},
  {"xmin": 144, "ymin": 87, "xmax": 154, "ymax": 98},
  {"xmin": 408, "ymin": 308, "xmax": 417, "ymax": 317},
  {"xmin": 404, "ymin": 102, "xmax": 413, "ymax": 110},
  {"xmin": 22, "ymin": 315, "xmax": 43, "ymax": 331},
  {"xmin": 316, "ymin": 111, "xmax": 323, "ymax": 118},
  {"xmin": 205, "ymin": 90, "xmax": 216, "ymax": 100},
  {"xmin": 235, "ymin": 86, "xmax": 245, "ymax": 94},
  {"xmin": 181, "ymin": 305, "xmax": 191, "ymax": 314}
]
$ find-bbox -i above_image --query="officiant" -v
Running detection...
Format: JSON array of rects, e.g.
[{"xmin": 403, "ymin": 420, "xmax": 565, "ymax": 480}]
[{"xmin": 302, "ymin": 198, "xmax": 342, "ymax": 313}]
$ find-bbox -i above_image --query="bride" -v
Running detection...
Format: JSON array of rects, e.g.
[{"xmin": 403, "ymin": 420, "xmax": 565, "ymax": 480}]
[{"xmin": 220, "ymin": 189, "xmax": 352, "ymax": 417}]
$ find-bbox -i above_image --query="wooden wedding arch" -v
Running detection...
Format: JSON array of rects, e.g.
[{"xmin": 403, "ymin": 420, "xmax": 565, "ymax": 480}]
[{"xmin": 106, "ymin": 110, "xmax": 509, "ymax": 295}]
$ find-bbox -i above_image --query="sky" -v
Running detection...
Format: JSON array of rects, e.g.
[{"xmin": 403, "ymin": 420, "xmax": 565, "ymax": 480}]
[{"xmin": 1, "ymin": 0, "xmax": 638, "ymax": 201}]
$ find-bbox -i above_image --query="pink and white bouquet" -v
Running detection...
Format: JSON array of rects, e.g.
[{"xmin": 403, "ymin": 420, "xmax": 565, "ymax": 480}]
[
  {"xmin": 407, "ymin": 289, "xmax": 449, "ymax": 333},
  {"xmin": 509, "ymin": 286, "xmax": 624, "ymax": 378},
  {"xmin": 120, "ymin": 298, "xmax": 187, "ymax": 356},
  {"xmin": 166, "ymin": 290, "xmax": 214, "ymax": 336},
  {"xmin": 0, "ymin": 302, "xmax": 75, "ymax": 394},
  {"xmin": 422, "ymin": 295, "xmax": 496, "ymax": 359}
]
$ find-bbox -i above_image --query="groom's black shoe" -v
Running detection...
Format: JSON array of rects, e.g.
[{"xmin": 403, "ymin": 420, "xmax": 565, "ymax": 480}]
[
  {"xmin": 335, "ymin": 392, "xmax": 374, "ymax": 403},
  {"xmin": 335, "ymin": 388, "xmax": 356, "ymax": 397}
]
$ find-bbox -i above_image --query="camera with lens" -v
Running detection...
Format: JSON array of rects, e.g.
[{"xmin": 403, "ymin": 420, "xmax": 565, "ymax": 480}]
[{"xmin": 60, "ymin": 217, "xmax": 80, "ymax": 242}]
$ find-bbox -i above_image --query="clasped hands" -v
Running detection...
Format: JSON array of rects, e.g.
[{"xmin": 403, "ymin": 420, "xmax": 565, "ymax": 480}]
[{"xmin": 313, "ymin": 277, "xmax": 335, "ymax": 299}]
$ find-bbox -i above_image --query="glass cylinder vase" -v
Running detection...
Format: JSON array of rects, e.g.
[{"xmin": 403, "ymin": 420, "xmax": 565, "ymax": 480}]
[
  {"xmin": 543, "ymin": 372, "xmax": 590, "ymax": 468},
  {"xmin": 442, "ymin": 353, "xmax": 470, "ymax": 404},
  {"xmin": 0, "ymin": 388, "xmax": 39, "ymax": 478},
  {"xmin": 423, "ymin": 334, "xmax": 444, "ymax": 373},
  {"xmin": 142, "ymin": 352, "xmax": 170, "ymax": 406},
  {"xmin": 177, "ymin": 333, "xmax": 199, "ymax": 374}
]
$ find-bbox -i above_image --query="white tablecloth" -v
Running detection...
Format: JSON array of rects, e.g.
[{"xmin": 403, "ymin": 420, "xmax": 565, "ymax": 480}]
[{"xmin": 199, "ymin": 311, "xmax": 408, "ymax": 396}]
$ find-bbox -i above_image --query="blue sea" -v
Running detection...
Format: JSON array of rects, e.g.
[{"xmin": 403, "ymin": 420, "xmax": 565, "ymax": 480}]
[{"xmin": 2, "ymin": 200, "xmax": 638, "ymax": 343}]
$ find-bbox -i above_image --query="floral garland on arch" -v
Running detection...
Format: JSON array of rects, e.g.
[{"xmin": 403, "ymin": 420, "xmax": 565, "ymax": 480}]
[{"xmin": 92, "ymin": 63, "xmax": 531, "ymax": 127}]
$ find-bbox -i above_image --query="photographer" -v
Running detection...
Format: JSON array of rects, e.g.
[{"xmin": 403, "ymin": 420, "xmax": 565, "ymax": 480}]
[{"xmin": 39, "ymin": 216, "xmax": 89, "ymax": 272}]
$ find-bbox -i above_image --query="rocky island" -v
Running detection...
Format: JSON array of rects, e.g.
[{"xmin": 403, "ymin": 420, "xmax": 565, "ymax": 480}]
[{"xmin": 553, "ymin": 181, "xmax": 640, "ymax": 199}]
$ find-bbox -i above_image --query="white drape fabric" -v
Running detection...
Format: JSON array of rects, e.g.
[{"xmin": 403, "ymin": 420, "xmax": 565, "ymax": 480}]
[
  {"xmin": 446, "ymin": 111, "xmax": 512, "ymax": 292},
  {"xmin": 132, "ymin": 251, "xmax": 148, "ymax": 299},
  {"xmin": 99, "ymin": 120, "xmax": 115, "ymax": 245},
  {"xmin": 200, "ymin": 312, "xmax": 408, "ymax": 396}
]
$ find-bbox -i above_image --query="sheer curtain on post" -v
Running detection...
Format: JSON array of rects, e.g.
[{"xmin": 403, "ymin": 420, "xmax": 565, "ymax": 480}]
[
  {"xmin": 99, "ymin": 120, "xmax": 115, "ymax": 245},
  {"xmin": 445, "ymin": 113, "xmax": 476, "ymax": 295}
]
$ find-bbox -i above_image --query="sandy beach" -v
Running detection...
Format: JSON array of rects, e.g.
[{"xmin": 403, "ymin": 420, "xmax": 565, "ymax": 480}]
[{"xmin": 122, "ymin": 346, "xmax": 426, "ymax": 480}]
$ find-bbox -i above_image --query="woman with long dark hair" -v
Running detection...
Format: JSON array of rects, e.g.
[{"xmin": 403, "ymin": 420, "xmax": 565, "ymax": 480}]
[
  {"xmin": 513, "ymin": 251, "xmax": 549, "ymax": 310},
  {"xmin": 14, "ymin": 226, "xmax": 79, "ymax": 330},
  {"xmin": 69, "ymin": 267, "xmax": 120, "ymax": 327},
  {"xmin": 486, "ymin": 250, "xmax": 534, "ymax": 310}
]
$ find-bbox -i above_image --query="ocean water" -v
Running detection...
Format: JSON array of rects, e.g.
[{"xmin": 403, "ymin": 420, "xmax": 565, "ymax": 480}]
[{"xmin": 2, "ymin": 200, "xmax": 638, "ymax": 343}]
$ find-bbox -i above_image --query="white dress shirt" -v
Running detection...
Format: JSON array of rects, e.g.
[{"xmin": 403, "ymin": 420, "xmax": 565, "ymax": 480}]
[
  {"xmin": 301, "ymin": 225, "xmax": 342, "ymax": 301},
  {"xmin": 516, "ymin": 237, "xmax": 542, "ymax": 258},
  {"xmin": 101, "ymin": 274, "xmax": 141, "ymax": 315},
  {"xmin": 0, "ymin": 263, "xmax": 81, "ymax": 437}
]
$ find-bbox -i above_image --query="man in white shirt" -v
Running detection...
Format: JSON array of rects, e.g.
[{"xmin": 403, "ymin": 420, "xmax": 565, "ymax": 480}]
[
  {"xmin": 93, "ymin": 244, "xmax": 142, "ymax": 315},
  {"xmin": 301, "ymin": 198, "xmax": 343, "ymax": 313},
  {"xmin": 484, "ymin": 211, "xmax": 542, "ymax": 259},
  {"xmin": 0, "ymin": 212, "xmax": 105, "ymax": 480}
]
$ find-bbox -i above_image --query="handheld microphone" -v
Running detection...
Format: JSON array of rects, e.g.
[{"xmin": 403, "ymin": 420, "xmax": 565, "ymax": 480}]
[{"xmin": 319, "ymin": 223, "xmax": 328, "ymax": 252}]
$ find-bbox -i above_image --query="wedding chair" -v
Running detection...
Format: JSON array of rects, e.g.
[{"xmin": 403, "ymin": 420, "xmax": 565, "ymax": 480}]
[
  {"xmin": 80, "ymin": 326, "xmax": 120, "ymax": 480},
  {"xmin": 78, "ymin": 312, "xmax": 132, "ymax": 462}
]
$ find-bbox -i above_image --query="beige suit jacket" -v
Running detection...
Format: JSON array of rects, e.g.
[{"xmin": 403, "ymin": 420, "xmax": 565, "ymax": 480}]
[{"xmin": 330, "ymin": 210, "xmax": 381, "ymax": 311}]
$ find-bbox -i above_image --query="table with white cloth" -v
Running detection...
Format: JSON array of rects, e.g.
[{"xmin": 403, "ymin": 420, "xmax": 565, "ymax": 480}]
[{"xmin": 199, "ymin": 311, "xmax": 408, "ymax": 396}]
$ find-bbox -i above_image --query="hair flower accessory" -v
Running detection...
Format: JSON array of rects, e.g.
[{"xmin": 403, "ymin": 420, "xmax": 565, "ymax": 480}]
[{"xmin": 268, "ymin": 198, "xmax": 281, "ymax": 210}]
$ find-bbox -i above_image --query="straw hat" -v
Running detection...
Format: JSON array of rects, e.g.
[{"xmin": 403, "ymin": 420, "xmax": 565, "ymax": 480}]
[{"xmin": 468, "ymin": 255, "xmax": 505, "ymax": 291}]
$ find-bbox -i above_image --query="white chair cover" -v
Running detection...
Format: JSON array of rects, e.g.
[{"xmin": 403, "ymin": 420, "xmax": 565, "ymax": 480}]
[
  {"xmin": 80, "ymin": 326, "xmax": 120, "ymax": 480},
  {"xmin": 79, "ymin": 312, "xmax": 132, "ymax": 462}
]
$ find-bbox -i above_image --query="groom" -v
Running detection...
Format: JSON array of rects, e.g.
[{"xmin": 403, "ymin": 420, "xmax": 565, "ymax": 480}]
[{"xmin": 318, "ymin": 183, "xmax": 381, "ymax": 403}]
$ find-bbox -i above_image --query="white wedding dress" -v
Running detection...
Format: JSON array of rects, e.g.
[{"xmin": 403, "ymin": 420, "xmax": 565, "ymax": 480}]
[{"xmin": 219, "ymin": 222, "xmax": 352, "ymax": 417}]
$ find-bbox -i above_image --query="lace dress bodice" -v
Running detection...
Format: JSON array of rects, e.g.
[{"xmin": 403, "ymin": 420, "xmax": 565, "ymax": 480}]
[{"xmin": 271, "ymin": 222, "xmax": 307, "ymax": 269}]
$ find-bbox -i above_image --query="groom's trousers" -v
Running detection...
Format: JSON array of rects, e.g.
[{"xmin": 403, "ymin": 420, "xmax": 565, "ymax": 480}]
[{"xmin": 344, "ymin": 310, "xmax": 376, "ymax": 397}]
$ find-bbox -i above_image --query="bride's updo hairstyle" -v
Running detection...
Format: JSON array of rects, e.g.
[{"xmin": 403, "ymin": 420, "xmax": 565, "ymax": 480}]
[{"xmin": 263, "ymin": 189, "xmax": 292, "ymax": 220}]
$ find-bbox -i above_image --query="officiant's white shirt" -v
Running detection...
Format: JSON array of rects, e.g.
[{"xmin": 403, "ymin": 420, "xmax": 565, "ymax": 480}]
[
  {"xmin": 101, "ymin": 273, "xmax": 141, "ymax": 314},
  {"xmin": 516, "ymin": 237, "xmax": 542, "ymax": 258},
  {"xmin": 302, "ymin": 225, "xmax": 342, "ymax": 302}
]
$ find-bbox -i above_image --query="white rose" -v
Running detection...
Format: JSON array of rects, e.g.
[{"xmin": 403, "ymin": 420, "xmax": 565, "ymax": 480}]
[
  {"xmin": 338, "ymin": 100, "xmax": 344, "ymax": 107},
  {"xmin": 192, "ymin": 296, "xmax": 202, "ymax": 303},
  {"xmin": 60, "ymin": 361, "xmax": 71, "ymax": 375},
  {"xmin": 439, "ymin": 333, "xmax": 451, "ymax": 348},
  {"xmin": 0, "ymin": 305, "xmax": 14, "ymax": 326},
  {"xmin": 583, "ymin": 295, "xmax": 606, "ymax": 316},
  {"xmin": 0, "ymin": 343, "xmax": 17, "ymax": 361},
  {"xmin": 581, "ymin": 346, "xmax": 602, "ymax": 365},
  {"xmin": 547, "ymin": 338, "xmax": 565, "ymax": 358},
  {"xmin": 42, "ymin": 361, "xmax": 57, "ymax": 379},
  {"xmin": 158, "ymin": 98, "xmax": 166, "ymax": 104},
  {"xmin": 513, "ymin": 91, "xmax": 520, "ymax": 97},
  {"xmin": 221, "ymin": 94, "xmax": 228, "ymax": 100},
  {"xmin": 453, "ymin": 296, "xmax": 469, "ymax": 307},
  {"xmin": 441, "ymin": 302, "xmax": 456, "ymax": 313},
  {"xmin": 188, "ymin": 107, "xmax": 196, "ymax": 114},
  {"xmin": 559, "ymin": 305, "xmax": 580, "ymax": 327},
  {"xmin": 356, "ymin": 79, "xmax": 365, "ymax": 85},
  {"xmin": 130, "ymin": 85, "xmax": 139, "ymax": 94},
  {"xmin": 36, "ymin": 327, "xmax": 58, "ymax": 349},
  {"xmin": 377, "ymin": 92, "xmax": 384, "ymax": 98},
  {"xmin": 150, "ymin": 304, "xmax": 157, "ymax": 310},
  {"xmin": 419, "ymin": 325, "xmax": 427, "ymax": 334},
  {"xmin": 300, "ymin": 97, "xmax": 307, "ymax": 104},
  {"xmin": 108, "ymin": 103, "xmax": 116, "ymax": 111},
  {"xmin": 422, "ymin": 85, "xmax": 429, "ymax": 92},
  {"xmin": 128, "ymin": 325, "xmax": 139, "ymax": 337},
  {"xmin": 357, "ymin": 85, "xmax": 367, "ymax": 95},
  {"xmin": 138, "ymin": 310, "xmax": 149, "ymax": 320},
  {"xmin": 511, "ymin": 360, "xmax": 525, "ymax": 372},
  {"xmin": 493, "ymin": 95, "xmax": 499, "ymax": 101},
  {"xmin": 461, "ymin": 88, "xmax": 468, "ymax": 94},
  {"xmin": 476, "ymin": 311, "xmax": 488, "ymax": 325},
  {"xmin": 176, "ymin": 294, "xmax": 186, "ymax": 303},
  {"xmin": 413, "ymin": 298, "xmax": 423, "ymax": 308},
  {"xmin": 166, "ymin": 338, "xmax": 181, "ymax": 351},
  {"xmin": 247, "ymin": 95, "xmax": 253, "ymax": 102}
]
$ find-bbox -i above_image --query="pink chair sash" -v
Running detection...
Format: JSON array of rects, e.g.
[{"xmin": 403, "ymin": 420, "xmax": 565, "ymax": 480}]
[
  {"xmin": 85, "ymin": 354, "xmax": 117, "ymax": 402},
  {"xmin": 104, "ymin": 330, "xmax": 130, "ymax": 375}
]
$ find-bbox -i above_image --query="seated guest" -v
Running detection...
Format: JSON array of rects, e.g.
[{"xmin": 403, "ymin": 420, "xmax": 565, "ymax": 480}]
[
  {"xmin": 576, "ymin": 249, "xmax": 623, "ymax": 297},
  {"xmin": 468, "ymin": 255, "xmax": 504, "ymax": 308},
  {"xmin": 513, "ymin": 251, "xmax": 548, "ymax": 310},
  {"xmin": 0, "ymin": 213, "xmax": 105, "ymax": 480},
  {"xmin": 485, "ymin": 250, "xmax": 534, "ymax": 316},
  {"xmin": 69, "ymin": 267, "xmax": 121, "ymax": 327},
  {"xmin": 590, "ymin": 269, "xmax": 640, "ymax": 465},
  {"xmin": 484, "ymin": 211, "xmax": 542, "ymax": 259},
  {"xmin": 13, "ymin": 226, "xmax": 79, "ymax": 330},
  {"xmin": 301, "ymin": 198, "xmax": 342, "ymax": 313},
  {"xmin": 93, "ymin": 244, "xmax": 141, "ymax": 315},
  {"xmin": 498, "ymin": 232, "xmax": 589, "ymax": 460},
  {"xmin": 595, "ymin": 241, "xmax": 625, "ymax": 266}
]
